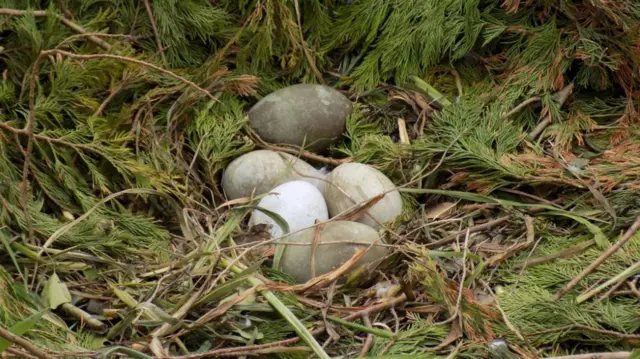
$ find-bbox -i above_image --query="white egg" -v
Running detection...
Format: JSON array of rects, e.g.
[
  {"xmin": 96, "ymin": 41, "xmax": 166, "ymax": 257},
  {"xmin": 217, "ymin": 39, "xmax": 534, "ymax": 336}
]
[
  {"xmin": 249, "ymin": 181, "xmax": 329, "ymax": 239},
  {"xmin": 222, "ymin": 150, "xmax": 325, "ymax": 200},
  {"xmin": 323, "ymin": 163, "xmax": 402, "ymax": 228}
]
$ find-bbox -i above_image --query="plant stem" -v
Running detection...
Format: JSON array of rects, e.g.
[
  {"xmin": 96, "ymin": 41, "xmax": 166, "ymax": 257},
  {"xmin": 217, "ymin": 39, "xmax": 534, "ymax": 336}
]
[
  {"xmin": 576, "ymin": 260, "xmax": 640, "ymax": 303},
  {"xmin": 0, "ymin": 324, "xmax": 54, "ymax": 359},
  {"xmin": 554, "ymin": 216, "xmax": 640, "ymax": 300},
  {"xmin": 0, "ymin": 8, "xmax": 111, "ymax": 50},
  {"xmin": 142, "ymin": 0, "xmax": 167, "ymax": 65},
  {"xmin": 327, "ymin": 315, "xmax": 395, "ymax": 338},
  {"xmin": 543, "ymin": 353, "xmax": 631, "ymax": 359}
]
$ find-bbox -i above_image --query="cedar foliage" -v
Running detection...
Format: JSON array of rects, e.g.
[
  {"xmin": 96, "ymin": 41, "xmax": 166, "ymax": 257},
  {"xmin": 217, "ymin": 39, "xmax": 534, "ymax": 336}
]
[{"xmin": 0, "ymin": 0, "xmax": 639, "ymax": 358}]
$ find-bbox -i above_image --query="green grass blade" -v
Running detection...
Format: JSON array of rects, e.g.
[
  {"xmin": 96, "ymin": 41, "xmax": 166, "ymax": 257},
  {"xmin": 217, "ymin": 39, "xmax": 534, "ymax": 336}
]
[
  {"xmin": 222, "ymin": 258, "xmax": 330, "ymax": 359},
  {"xmin": 100, "ymin": 346, "xmax": 154, "ymax": 359},
  {"xmin": 0, "ymin": 310, "xmax": 46, "ymax": 353},
  {"xmin": 241, "ymin": 205, "xmax": 291, "ymax": 270},
  {"xmin": 0, "ymin": 232, "xmax": 25, "ymax": 285}
]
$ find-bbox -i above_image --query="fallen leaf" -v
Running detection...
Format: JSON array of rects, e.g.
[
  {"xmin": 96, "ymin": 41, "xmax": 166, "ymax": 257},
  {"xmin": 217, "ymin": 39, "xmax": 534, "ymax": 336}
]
[
  {"xmin": 43, "ymin": 273, "xmax": 71, "ymax": 310},
  {"xmin": 425, "ymin": 202, "xmax": 456, "ymax": 219}
]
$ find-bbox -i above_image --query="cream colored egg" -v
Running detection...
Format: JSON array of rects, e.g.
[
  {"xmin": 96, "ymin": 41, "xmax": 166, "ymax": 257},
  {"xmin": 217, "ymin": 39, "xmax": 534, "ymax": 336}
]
[
  {"xmin": 222, "ymin": 150, "xmax": 325, "ymax": 200},
  {"xmin": 323, "ymin": 163, "xmax": 402, "ymax": 228},
  {"xmin": 278, "ymin": 221, "xmax": 388, "ymax": 283},
  {"xmin": 248, "ymin": 181, "xmax": 329, "ymax": 239}
]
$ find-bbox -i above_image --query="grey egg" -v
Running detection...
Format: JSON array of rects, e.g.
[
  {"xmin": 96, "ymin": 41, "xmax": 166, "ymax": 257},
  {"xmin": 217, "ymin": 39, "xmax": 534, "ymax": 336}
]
[
  {"xmin": 323, "ymin": 163, "xmax": 403, "ymax": 228},
  {"xmin": 248, "ymin": 84, "xmax": 352, "ymax": 152},
  {"xmin": 278, "ymin": 221, "xmax": 388, "ymax": 283},
  {"xmin": 222, "ymin": 150, "xmax": 325, "ymax": 200}
]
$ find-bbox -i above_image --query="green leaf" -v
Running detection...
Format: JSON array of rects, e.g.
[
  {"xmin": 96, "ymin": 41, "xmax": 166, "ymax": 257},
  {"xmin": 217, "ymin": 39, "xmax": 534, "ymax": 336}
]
[
  {"xmin": 222, "ymin": 258, "xmax": 331, "ymax": 359},
  {"xmin": 400, "ymin": 188, "xmax": 607, "ymax": 245},
  {"xmin": 197, "ymin": 260, "xmax": 262, "ymax": 305},
  {"xmin": 101, "ymin": 346, "xmax": 154, "ymax": 359},
  {"xmin": 43, "ymin": 272, "xmax": 71, "ymax": 309},
  {"xmin": 0, "ymin": 232, "xmax": 25, "ymax": 285},
  {"xmin": 240, "ymin": 205, "xmax": 291, "ymax": 271},
  {"xmin": 0, "ymin": 310, "xmax": 46, "ymax": 353},
  {"xmin": 547, "ymin": 211, "xmax": 608, "ymax": 248},
  {"xmin": 411, "ymin": 76, "xmax": 452, "ymax": 107}
]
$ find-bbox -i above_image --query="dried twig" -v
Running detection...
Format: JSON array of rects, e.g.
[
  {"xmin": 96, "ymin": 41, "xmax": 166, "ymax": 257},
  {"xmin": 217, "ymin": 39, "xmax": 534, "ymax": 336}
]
[
  {"xmin": 554, "ymin": 216, "xmax": 640, "ymax": 300},
  {"xmin": 4, "ymin": 347, "xmax": 39, "ymax": 359},
  {"xmin": 481, "ymin": 280, "xmax": 525, "ymax": 341},
  {"xmin": 576, "ymin": 260, "xmax": 640, "ymax": 303},
  {"xmin": 397, "ymin": 118, "xmax": 410, "ymax": 144},
  {"xmin": 142, "ymin": 0, "xmax": 167, "ymax": 65},
  {"xmin": 0, "ymin": 121, "xmax": 102, "ymax": 154},
  {"xmin": 292, "ymin": 0, "xmax": 325, "ymax": 84},
  {"xmin": 249, "ymin": 130, "xmax": 349, "ymax": 166},
  {"xmin": 171, "ymin": 330, "xmax": 322, "ymax": 359},
  {"xmin": 60, "ymin": 303, "xmax": 106, "ymax": 330},
  {"xmin": 598, "ymin": 278, "xmax": 628, "ymax": 301},
  {"xmin": 0, "ymin": 8, "xmax": 111, "ymax": 50},
  {"xmin": 358, "ymin": 315, "xmax": 374, "ymax": 357},
  {"xmin": 516, "ymin": 239, "xmax": 595, "ymax": 269},
  {"xmin": 20, "ymin": 51, "xmax": 49, "ymax": 243},
  {"xmin": 542, "ymin": 353, "xmax": 631, "ymax": 359},
  {"xmin": 0, "ymin": 325, "xmax": 54, "ymax": 359},
  {"xmin": 487, "ymin": 215, "xmax": 535, "ymax": 266},
  {"xmin": 344, "ymin": 294, "xmax": 407, "ymax": 321},
  {"xmin": 426, "ymin": 216, "xmax": 511, "ymax": 249},
  {"xmin": 501, "ymin": 96, "xmax": 541, "ymax": 119},
  {"xmin": 628, "ymin": 277, "xmax": 640, "ymax": 298},
  {"xmin": 527, "ymin": 83, "xmax": 575, "ymax": 141},
  {"xmin": 529, "ymin": 324, "xmax": 640, "ymax": 340},
  {"xmin": 43, "ymin": 50, "xmax": 215, "ymax": 99}
]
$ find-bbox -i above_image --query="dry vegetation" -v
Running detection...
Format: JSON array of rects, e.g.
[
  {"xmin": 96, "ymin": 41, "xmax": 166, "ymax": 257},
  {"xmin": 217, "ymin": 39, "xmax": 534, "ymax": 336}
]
[{"xmin": 0, "ymin": 1, "xmax": 639, "ymax": 359}]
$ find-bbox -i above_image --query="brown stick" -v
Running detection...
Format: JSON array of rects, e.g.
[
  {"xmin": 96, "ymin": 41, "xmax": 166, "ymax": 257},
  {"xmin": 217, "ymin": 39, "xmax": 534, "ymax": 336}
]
[
  {"xmin": 42, "ymin": 50, "xmax": 215, "ymax": 99},
  {"xmin": 0, "ymin": 325, "xmax": 55, "ymax": 359},
  {"xmin": 60, "ymin": 303, "xmax": 105, "ymax": 330},
  {"xmin": 0, "ymin": 9, "xmax": 111, "ymax": 50},
  {"xmin": 249, "ymin": 131, "xmax": 349, "ymax": 166},
  {"xmin": 142, "ymin": 0, "xmax": 167, "ymax": 65},
  {"xmin": 170, "ymin": 328, "xmax": 324, "ymax": 359},
  {"xmin": 542, "ymin": 353, "xmax": 630, "ymax": 359},
  {"xmin": 358, "ymin": 315, "xmax": 374, "ymax": 357},
  {"xmin": 516, "ymin": 239, "xmax": 595, "ymax": 269},
  {"xmin": 554, "ymin": 216, "xmax": 640, "ymax": 300},
  {"xmin": 530, "ymin": 324, "xmax": 640, "ymax": 340},
  {"xmin": 344, "ymin": 294, "xmax": 407, "ymax": 321},
  {"xmin": 501, "ymin": 96, "xmax": 541, "ymax": 119},
  {"xmin": 292, "ymin": 0, "xmax": 326, "ymax": 84},
  {"xmin": 4, "ymin": 347, "xmax": 39, "ymax": 359},
  {"xmin": 20, "ymin": 52, "xmax": 48, "ymax": 243},
  {"xmin": 527, "ymin": 83, "xmax": 575, "ymax": 141},
  {"xmin": 0, "ymin": 118, "xmax": 107, "ymax": 155},
  {"xmin": 426, "ymin": 216, "xmax": 511, "ymax": 249},
  {"xmin": 171, "ymin": 295, "xmax": 407, "ymax": 359}
]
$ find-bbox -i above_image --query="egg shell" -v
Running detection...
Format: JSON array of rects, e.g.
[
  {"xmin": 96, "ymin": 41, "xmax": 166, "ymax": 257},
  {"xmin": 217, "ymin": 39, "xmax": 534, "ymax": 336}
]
[
  {"xmin": 249, "ymin": 181, "xmax": 329, "ymax": 239},
  {"xmin": 278, "ymin": 221, "xmax": 388, "ymax": 283},
  {"xmin": 222, "ymin": 150, "xmax": 325, "ymax": 200},
  {"xmin": 323, "ymin": 163, "xmax": 402, "ymax": 228},
  {"xmin": 248, "ymin": 84, "xmax": 352, "ymax": 152}
]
